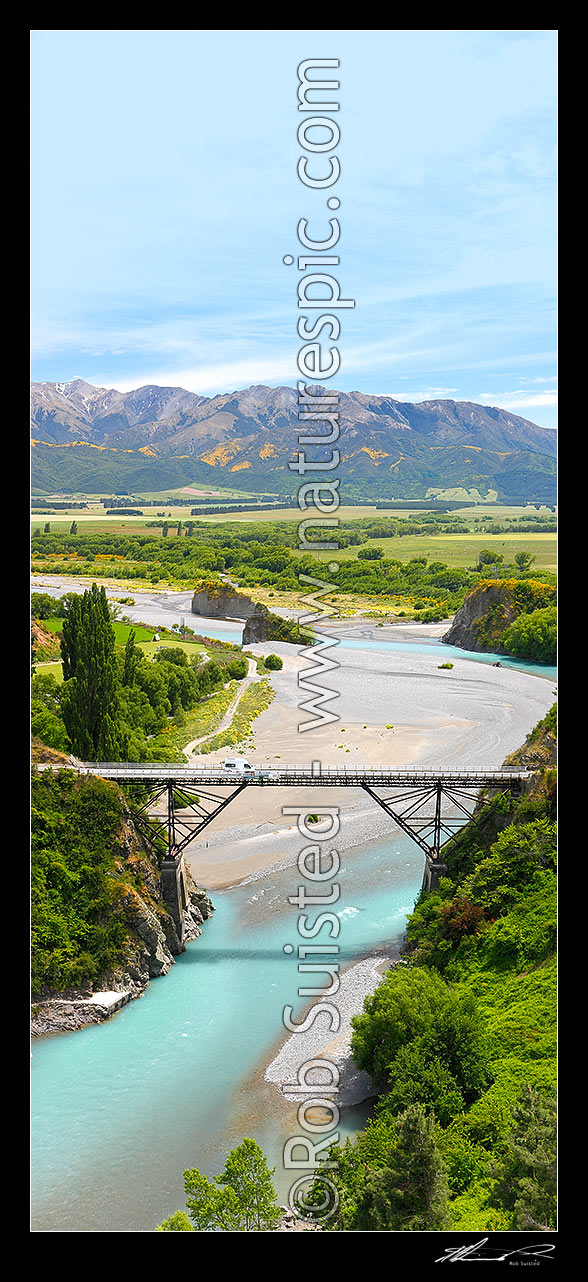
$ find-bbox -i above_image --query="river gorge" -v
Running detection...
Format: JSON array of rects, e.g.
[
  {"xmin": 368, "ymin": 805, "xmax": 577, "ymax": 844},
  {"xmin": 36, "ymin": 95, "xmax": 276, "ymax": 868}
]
[{"xmin": 30, "ymin": 580, "xmax": 556, "ymax": 1232}]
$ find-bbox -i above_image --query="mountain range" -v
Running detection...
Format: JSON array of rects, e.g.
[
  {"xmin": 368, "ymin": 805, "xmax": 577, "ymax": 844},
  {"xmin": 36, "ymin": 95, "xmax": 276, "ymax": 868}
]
[{"xmin": 31, "ymin": 379, "xmax": 557, "ymax": 501}]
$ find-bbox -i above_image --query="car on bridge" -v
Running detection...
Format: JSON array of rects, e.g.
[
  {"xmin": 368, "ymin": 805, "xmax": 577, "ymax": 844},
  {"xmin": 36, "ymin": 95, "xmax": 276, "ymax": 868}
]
[
  {"xmin": 221, "ymin": 757, "xmax": 280, "ymax": 781},
  {"xmin": 222, "ymin": 756, "xmax": 255, "ymax": 775}
]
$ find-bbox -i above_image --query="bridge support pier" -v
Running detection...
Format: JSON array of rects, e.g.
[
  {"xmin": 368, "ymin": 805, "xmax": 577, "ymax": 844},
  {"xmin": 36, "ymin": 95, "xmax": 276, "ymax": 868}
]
[
  {"xmin": 421, "ymin": 858, "xmax": 448, "ymax": 897},
  {"xmin": 160, "ymin": 853, "xmax": 190, "ymax": 942}
]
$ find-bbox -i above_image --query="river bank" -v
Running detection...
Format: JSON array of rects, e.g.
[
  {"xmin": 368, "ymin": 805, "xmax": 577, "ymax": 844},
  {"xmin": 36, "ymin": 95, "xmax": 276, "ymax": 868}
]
[
  {"xmin": 30, "ymin": 580, "xmax": 557, "ymax": 1230},
  {"xmin": 182, "ymin": 637, "xmax": 555, "ymax": 890},
  {"xmin": 31, "ymin": 574, "xmax": 556, "ymax": 894},
  {"xmin": 265, "ymin": 954, "xmax": 399, "ymax": 1108},
  {"xmin": 31, "ymin": 832, "xmax": 417, "ymax": 1232}
]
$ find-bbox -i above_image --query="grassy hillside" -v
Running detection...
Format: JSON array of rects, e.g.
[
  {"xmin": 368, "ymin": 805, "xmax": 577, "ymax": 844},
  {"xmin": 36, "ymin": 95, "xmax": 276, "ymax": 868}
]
[
  {"xmin": 311, "ymin": 709, "xmax": 557, "ymax": 1232},
  {"xmin": 31, "ymin": 435, "xmax": 556, "ymax": 503}
]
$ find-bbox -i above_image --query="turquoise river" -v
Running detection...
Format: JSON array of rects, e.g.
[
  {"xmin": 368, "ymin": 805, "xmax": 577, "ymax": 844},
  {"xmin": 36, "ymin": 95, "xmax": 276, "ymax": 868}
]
[{"xmin": 30, "ymin": 620, "xmax": 555, "ymax": 1232}]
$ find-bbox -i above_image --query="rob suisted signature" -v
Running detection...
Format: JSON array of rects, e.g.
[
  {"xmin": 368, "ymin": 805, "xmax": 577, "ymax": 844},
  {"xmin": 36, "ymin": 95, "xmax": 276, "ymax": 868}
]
[{"xmin": 436, "ymin": 1238, "xmax": 555, "ymax": 1263}]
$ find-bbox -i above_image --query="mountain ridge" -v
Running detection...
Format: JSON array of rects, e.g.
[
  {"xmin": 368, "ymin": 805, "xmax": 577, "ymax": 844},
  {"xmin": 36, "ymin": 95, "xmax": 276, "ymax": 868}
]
[{"xmin": 30, "ymin": 380, "xmax": 556, "ymax": 501}]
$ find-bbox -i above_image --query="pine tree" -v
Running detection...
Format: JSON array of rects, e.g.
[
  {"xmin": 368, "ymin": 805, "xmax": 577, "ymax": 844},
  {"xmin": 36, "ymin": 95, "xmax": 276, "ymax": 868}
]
[
  {"xmin": 60, "ymin": 584, "xmax": 126, "ymax": 760},
  {"xmin": 352, "ymin": 1105, "xmax": 451, "ymax": 1231},
  {"xmin": 491, "ymin": 1085, "xmax": 556, "ymax": 1230}
]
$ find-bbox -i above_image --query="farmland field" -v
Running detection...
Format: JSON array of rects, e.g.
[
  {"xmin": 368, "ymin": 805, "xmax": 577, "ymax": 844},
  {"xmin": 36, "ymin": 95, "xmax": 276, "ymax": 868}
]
[
  {"xmin": 298, "ymin": 531, "xmax": 557, "ymax": 571},
  {"xmin": 34, "ymin": 633, "xmax": 212, "ymax": 684},
  {"xmin": 31, "ymin": 504, "xmax": 386, "ymax": 530},
  {"xmin": 31, "ymin": 501, "xmax": 557, "ymax": 535}
]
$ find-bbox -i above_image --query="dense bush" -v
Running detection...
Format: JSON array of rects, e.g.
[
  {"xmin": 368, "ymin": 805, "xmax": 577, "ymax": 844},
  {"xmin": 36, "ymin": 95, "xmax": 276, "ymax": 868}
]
[
  {"xmin": 264, "ymin": 654, "xmax": 283, "ymax": 670},
  {"xmin": 502, "ymin": 606, "xmax": 557, "ymax": 663},
  {"xmin": 31, "ymin": 771, "xmax": 130, "ymax": 994},
  {"xmin": 225, "ymin": 656, "xmax": 249, "ymax": 680},
  {"xmin": 30, "ymin": 595, "xmax": 237, "ymax": 763},
  {"xmin": 31, "ymin": 525, "xmax": 555, "ymax": 615},
  {"xmin": 31, "ymin": 700, "xmax": 71, "ymax": 752},
  {"xmin": 315, "ymin": 717, "xmax": 557, "ymax": 1232},
  {"xmin": 357, "ymin": 547, "xmax": 384, "ymax": 560}
]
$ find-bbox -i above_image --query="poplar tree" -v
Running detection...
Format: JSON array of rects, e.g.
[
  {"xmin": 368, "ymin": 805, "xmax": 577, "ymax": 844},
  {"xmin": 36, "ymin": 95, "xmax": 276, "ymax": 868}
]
[
  {"xmin": 60, "ymin": 584, "xmax": 126, "ymax": 760},
  {"xmin": 122, "ymin": 628, "xmax": 138, "ymax": 686}
]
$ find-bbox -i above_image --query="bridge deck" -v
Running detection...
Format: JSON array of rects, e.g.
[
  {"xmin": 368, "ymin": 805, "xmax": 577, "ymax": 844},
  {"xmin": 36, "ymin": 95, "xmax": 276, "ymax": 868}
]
[{"xmin": 50, "ymin": 763, "xmax": 532, "ymax": 787}]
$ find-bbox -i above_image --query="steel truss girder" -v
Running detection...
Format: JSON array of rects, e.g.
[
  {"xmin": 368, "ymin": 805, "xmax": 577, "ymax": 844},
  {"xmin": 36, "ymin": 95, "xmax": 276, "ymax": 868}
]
[
  {"xmin": 123, "ymin": 780, "xmax": 249, "ymax": 860},
  {"xmin": 361, "ymin": 780, "xmax": 498, "ymax": 861},
  {"xmin": 116, "ymin": 772, "xmax": 520, "ymax": 865}
]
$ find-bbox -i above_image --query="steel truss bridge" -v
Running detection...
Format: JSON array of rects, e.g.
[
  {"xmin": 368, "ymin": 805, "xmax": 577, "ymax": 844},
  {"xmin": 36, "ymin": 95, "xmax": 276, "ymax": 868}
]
[{"xmin": 54, "ymin": 763, "xmax": 532, "ymax": 890}]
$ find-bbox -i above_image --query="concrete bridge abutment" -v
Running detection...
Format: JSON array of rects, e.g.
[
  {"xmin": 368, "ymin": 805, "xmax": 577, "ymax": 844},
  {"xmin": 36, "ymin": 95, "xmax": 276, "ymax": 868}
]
[
  {"xmin": 421, "ymin": 858, "xmax": 448, "ymax": 897},
  {"xmin": 160, "ymin": 854, "xmax": 190, "ymax": 942}
]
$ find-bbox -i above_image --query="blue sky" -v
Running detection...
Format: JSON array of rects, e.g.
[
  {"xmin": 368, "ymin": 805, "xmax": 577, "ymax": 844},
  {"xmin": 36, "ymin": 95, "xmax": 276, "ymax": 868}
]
[{"xmin": 30, "ymin": 29, "xmax": 557, "ymax": 426}]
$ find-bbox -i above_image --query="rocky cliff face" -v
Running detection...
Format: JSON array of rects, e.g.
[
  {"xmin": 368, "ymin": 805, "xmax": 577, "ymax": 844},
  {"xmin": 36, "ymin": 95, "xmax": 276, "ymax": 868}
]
[
  {"xmin": 31, "ymin": 808, "xmax": 214, "ymax": 1037},
  {"xmin": 108, "ymin": 853, "xmax": 214, "ymax": 995},
  {"xmin": 191, "ymin": 585, "xmax": 259, "ymax": 620},
  {"xmin": 242, "ymin": 607, "xmax": 311, "ymax": 646},
  {"xmin": 31, "ymin": 618, "xmax": 61, "ymax": 660},
  {"xmin": 442, "ymin": 582, "xmax": 519, "ymax": 652},
  {"xmin": 443, "ymin": 578, "xmax": 556, "ymax": 655},
  {"xmin": 503, "ymin": 706, "xmax": 557, "ymax": 773},
  {"xmin": 242, "ymin": 608, "xmax": 278, "ymax": 643}
]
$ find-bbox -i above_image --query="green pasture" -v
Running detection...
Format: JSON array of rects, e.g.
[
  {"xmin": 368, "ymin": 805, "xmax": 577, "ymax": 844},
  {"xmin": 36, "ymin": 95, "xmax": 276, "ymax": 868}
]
[
  {"xmin": 32, "ymin": 511, "xmax": 197, "ymax": 532},
  {"xmin": 42, "ymin": 618, "xmax": 156, "ymax": 644},
  {"xmin": 34, "ymin": 661, "xmax": 64, "ymax": 683},
  {"xmin": 450, "ymin": 504, "xmax": 555, "ymax": 520},
  {"xmin": 136, "ymin": 639, "xmax": 208, "ymax": 659},
  {"xmin": 32, "ymin": 500, "xmax": 557, "ymax": 535},
  {"xmin": 140, "ymin": 484, "xmax": 263, "ymax": 500},
  {"xmin": 34, "ymin": 636, "xmax": 210, "ymax": 685},
  {"xmin": 299, "ymin": 531, "xmax": 557, "ymax": 571},
  {"xmin": 32, "ymin": 504, "xmax": 387, "ymax": 530},
  {"xmin": 42, "ymin": 617, "xmax": 211, "ymax": 655}
]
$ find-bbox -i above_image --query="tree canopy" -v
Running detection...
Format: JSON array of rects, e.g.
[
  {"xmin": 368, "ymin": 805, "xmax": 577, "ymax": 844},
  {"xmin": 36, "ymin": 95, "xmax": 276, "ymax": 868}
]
[{"xmin": 156, "ymin": 1138, "xmax": 281, "ymax": 1232}]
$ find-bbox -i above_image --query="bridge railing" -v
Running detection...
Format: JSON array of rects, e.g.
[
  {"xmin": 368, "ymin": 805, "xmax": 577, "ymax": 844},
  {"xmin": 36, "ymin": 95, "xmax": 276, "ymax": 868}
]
[{"xmin": 73, "ymin": 762, "xmax": 532, "ymax": 783}]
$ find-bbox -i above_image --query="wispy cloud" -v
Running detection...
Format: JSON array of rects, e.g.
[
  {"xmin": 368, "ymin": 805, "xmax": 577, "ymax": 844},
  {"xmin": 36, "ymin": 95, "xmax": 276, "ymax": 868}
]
[
  {"xmin": 111, "ymin": 355, "xmax": 298, "ymax": 396},
  {"xmin": 476, "ymin": 389, "xmax": 557, "ymax": 411},
  {"xmin": 30, "ymin": 29, "xmax": 556, "ymax": 428}
]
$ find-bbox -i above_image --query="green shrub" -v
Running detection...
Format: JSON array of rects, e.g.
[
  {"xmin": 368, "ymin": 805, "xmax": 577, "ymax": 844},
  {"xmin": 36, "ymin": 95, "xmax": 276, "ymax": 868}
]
[{"xmin": 502, "ymin": 606, "xmax": 557, "ymax": 664}]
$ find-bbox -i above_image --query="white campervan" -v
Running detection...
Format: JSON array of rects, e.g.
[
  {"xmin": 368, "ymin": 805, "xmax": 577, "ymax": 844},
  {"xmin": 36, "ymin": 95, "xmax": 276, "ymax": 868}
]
[{"xmin": 222, "ymin": 757, "xmax": 254, "ymax": 775}]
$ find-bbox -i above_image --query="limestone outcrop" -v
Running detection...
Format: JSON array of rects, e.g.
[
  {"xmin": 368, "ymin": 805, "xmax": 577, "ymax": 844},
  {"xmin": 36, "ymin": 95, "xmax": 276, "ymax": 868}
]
[
  {"xmin": 191, "ymin": 585, "xmax": 259, "ymax": 620},
  {"xmin": 243, "ymin": 607, "xmax": 310, "ymax": 646},
  {"xmin": 191, "ymin": 583, "xmax": 311, "ymax": 644},
  {"xmin": 442, "ymin": 578, "xmax": 556, "ymax": 654},
  {"xmin": 242, "ymin": 608, "xmax": 279, "ymax": 644},
  {"xmin": 442, "ymin": 582, "xmax": 518, "ymax": 652}
]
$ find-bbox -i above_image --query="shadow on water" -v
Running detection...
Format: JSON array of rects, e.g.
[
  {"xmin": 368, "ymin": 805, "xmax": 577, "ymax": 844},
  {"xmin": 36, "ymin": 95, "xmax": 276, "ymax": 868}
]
[{"xmin": 179, "ymin": 944, "xmax": 400, "ymax": 964}]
